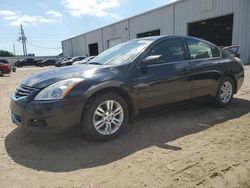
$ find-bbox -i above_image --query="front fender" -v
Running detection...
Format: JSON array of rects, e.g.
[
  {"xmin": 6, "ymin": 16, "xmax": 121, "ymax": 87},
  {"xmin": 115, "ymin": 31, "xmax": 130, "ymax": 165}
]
[{"xmin": 81, "ymin": 80, "xmax": 139, "ymax": 117}]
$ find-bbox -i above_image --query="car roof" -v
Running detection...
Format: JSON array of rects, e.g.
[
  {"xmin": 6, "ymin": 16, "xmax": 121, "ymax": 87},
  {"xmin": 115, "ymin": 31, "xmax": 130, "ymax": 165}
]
[
  {"xmin": 131, "ymin": 35, "xmax": 218, "ymax": 47},
  {"xmin": 0, "ymin": 59, "xmax": 9, "ymax": 63}
]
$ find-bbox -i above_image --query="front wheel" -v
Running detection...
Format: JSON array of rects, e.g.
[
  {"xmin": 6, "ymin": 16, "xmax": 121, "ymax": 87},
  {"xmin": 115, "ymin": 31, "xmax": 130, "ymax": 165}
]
[
  {"xmin": 81, "ymin": 93, "xmax": 129, "ymax": 141},
  {"xmin": 213, "ymin": 77, "xmax": 235, "ymax": 107},
  {"xmin": 0, "ymin": 70, "xmax": 3, "ymax": 77}
]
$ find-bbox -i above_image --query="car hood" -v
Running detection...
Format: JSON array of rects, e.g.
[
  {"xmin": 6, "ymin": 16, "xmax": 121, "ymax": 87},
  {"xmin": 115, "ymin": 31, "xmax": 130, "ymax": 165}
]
[{"xmin": 21, "ymin": 64, "xmax": 109, "ymax": 88}]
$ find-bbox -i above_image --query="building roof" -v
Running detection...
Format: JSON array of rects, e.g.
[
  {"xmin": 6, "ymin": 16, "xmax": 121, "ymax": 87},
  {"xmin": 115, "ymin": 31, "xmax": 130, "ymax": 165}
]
[{"xmin": 62, "ymin": 0, "xmax": 185, "ymax": 42}]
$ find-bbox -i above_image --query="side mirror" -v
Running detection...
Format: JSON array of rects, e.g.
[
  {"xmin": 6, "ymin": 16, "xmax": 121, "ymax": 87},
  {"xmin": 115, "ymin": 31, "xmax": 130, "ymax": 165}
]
[{"xmin": 141, "ymin": 55, "xmax": 162, "ymax": 66}]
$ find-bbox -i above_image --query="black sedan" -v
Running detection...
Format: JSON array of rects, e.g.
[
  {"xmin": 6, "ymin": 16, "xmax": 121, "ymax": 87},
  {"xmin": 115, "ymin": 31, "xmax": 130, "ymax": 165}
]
[
  {"xmin": 73, "ymin": 56, "xmax": 96, "ymax": 65},
  {"xmin": 37, "ymin": 59, "xmax": 56, "ymax": 67},
  {"xmin": 16, "ymin": 58, "xmax": 40, "ymax": 67},
  {"xmin": 10, "ymin": 36, "xmax": 244, "ymax": 141},
  {"xmin": 60, "ymin": 56, "xmax": 86, "ymax": 67}
]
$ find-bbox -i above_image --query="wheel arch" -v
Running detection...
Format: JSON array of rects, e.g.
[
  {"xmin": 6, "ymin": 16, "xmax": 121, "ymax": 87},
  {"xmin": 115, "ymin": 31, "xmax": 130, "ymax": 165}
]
[
  {"xmin": 82, "ymin": 86, "xmax": 137, "ymax": 122},
  {"xmin": 224, "ymin": 74, "xmax": 237, "ymax": 94},
  {"xmin": 0, "ymin": 68, "xmax": 4, "ymax": 76}
]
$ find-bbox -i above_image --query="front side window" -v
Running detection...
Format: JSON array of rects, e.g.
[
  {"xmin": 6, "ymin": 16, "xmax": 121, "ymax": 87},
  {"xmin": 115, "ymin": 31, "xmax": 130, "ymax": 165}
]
[
  {"xmin": 186, "ymin": 39, "xmax": 213, "ymax": 60},
  {"xmin": 143, "ymin": 38, "xmax": 186, "ymax": 63}
]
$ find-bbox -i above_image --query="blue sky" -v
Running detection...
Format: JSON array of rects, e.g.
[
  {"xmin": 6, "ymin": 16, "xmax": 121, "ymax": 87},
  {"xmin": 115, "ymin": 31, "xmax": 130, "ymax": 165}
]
[{"xmin": 0, "ymin": 0, "xmax": 174, "ymax": 56}]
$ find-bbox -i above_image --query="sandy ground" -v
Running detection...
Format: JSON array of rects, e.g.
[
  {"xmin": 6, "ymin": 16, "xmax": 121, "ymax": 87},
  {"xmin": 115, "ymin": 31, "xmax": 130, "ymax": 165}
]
[{"xmin": 0, "ymin": 66, "xmax": 250, "ymax": 188}]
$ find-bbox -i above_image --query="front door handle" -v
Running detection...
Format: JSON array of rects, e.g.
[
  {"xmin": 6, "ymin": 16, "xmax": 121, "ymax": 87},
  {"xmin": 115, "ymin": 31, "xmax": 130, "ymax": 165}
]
[
  {"xmin": 217, "ymin": 63, "xmax": 223, "ymax": 67},
  {"xmin": 181, "ymin": 69, "xmax": 189, "ymax": 75}
]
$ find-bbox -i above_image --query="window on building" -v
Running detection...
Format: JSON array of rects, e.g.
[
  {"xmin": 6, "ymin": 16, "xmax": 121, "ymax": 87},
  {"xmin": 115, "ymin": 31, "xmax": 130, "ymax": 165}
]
[
  {"xmin": 89, "ymin": 43, "xmax": 99, "ymax": 56},
  {"xmin": 137, "ymin": 29, "xmax": 160, "ymax": 38}
]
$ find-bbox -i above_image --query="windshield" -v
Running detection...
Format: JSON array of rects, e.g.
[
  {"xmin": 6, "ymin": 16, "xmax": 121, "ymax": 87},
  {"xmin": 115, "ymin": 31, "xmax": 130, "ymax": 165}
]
[{"xmin": 88, "ymin": 40, "xmax": 153, "ymax": 65}]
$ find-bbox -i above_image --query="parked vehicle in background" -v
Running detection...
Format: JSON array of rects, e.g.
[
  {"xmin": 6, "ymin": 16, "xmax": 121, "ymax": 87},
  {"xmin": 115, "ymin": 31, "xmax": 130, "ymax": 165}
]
[
  {"xmin": 60, "ymin": 56, "xmax": 86, "ymax": 67},
  {"xmin": 55, "ymin": 57, "xmax": 70, "ymax": 67},
  {"xmin": 15, "ymin": 58, "xmax": 40, "ymax": 67},
  {"xmin": 0, "ymin": 62, "xmax": 11, "ymax": 76},
  {"xmin": 0, "ymin": 59, "xmax": 13, "ymax": 74},
  {"xmin": 73, "ymin": 56, "xmax": 96, "ymax": 65},
  {"xmin": 37, "ymin": 59, "xmax": 56, "ymax": 67},
  {"xmin": 10, "ymin": 36, "xmax": 244, "ymax": 141},
  {"xmin": 0, "ymin": 59, "xmax": 10, "ymax": 64}
]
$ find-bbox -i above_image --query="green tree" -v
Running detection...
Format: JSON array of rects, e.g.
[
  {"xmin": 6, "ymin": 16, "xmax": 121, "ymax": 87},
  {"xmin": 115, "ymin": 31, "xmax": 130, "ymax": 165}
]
[{"xmin": 0, "ymin": 50, "xmax": 15, "ymax": 57}]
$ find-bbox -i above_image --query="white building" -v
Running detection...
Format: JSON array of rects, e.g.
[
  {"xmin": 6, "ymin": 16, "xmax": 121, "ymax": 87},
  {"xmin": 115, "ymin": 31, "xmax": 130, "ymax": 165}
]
[{"xmin": 62, "ymin": 0, "xmax": 250, "ymax": 63}]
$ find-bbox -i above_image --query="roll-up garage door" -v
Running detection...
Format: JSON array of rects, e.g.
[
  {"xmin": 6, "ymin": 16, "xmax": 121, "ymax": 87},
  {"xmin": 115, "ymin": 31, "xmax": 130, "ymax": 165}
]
[
  {"xmin": 108, "ymin": 38, "xmax": 122, "ymax": 48},
  {"xmin": 188, "ymin": 14, "xmax": 233, "ymax": 46}
]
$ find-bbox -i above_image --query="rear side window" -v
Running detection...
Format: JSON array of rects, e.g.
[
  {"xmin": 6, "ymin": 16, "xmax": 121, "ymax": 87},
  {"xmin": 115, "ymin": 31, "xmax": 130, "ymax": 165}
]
[
  {"xmin": 186, "ymin": 39, "xmax": 213, "ymax": 60},
  {"xmin": 144, "ymin": 38, "xmax": 186, "ymax": 63}
]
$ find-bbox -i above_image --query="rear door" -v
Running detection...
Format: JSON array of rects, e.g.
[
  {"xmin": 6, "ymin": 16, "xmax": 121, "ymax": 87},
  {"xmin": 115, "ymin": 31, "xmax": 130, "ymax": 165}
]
[
  {"xmin": 185, "ymin": 38, "xmax": 223, "ymax": 98},
  {"xmin": 137, "ymin": 38, "xmax": 192, "ymax": 108}
]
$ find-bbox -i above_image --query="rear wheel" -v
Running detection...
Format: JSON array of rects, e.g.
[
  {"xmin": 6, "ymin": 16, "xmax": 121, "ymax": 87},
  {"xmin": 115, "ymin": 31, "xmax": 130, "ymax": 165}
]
[
  {"xmin": 214, "ymin": 77, "xmax": 234, "ymax": 107},
  {"xmin": 81, "ymin": 93, "xmax": 129, "ymax": 141},
  {"xmin": 0, "ymin": 70, "xmax": 3, "ymax": 77}
]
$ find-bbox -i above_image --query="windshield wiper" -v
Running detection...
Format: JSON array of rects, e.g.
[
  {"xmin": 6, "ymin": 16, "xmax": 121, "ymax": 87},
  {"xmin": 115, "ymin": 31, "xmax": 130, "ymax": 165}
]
[{"xmin": 88, "ymin": 62, "xmax": 102, "ymax": 65}]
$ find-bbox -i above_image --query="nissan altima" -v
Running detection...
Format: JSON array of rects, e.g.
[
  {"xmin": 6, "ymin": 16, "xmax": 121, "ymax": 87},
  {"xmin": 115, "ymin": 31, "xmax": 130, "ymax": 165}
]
[{"xmin": 10, "ymin": 36, "xmax": 244, "ymax": 141}]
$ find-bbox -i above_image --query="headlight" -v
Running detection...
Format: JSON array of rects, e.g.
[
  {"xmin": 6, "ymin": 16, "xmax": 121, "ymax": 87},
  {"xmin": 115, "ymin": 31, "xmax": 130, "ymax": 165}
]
[{"xmin": 34, "ymin": 78, "xmax": 84, "ymax": 101}]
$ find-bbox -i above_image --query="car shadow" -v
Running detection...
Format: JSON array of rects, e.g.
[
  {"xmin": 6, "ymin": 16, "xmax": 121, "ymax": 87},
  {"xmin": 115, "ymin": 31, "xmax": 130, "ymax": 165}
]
[{"xmin": 5, "ymin": 98, "xmax": 250, "ymax": 172}]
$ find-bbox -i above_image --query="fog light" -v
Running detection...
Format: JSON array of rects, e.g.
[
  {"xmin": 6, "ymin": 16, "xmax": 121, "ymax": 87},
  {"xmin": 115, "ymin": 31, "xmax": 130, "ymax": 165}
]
[{"xmin": 30, "ymin": 119, "xmax": 47, "ymax": 128}]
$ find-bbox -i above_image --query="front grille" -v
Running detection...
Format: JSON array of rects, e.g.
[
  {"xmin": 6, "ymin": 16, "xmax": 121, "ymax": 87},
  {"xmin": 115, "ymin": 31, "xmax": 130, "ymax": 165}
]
[{"xmin": 15, "ymin": 85, "xmax": 36, "ymax": 99}]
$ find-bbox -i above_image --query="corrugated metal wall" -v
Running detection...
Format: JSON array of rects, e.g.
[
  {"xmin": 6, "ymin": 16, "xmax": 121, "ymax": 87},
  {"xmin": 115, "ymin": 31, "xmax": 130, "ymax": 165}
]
[
  {"xmin": 84, "ymin": 29, "xmax": 103, "ymax": 56},
  {"xmin": 174, "ymin": 0, "xmax": 250, "ymax": 63},
  {"xmin": 62, "ymin": 39, "xmax": 73, "ymax": 57},
  {"xmin": 102, "ymin": 20, "xmax": 129, "ymax": 50},
  {"xmin": 129, "ymin": 5, "xmax": 174, "ymax": 38},
  {"xmin": 62, "ymin": 0, "xmax": 250, "ymax": 63},
  {"xmin": 71, "ymin": 35, "xmax": 86, "ymax": 57}
]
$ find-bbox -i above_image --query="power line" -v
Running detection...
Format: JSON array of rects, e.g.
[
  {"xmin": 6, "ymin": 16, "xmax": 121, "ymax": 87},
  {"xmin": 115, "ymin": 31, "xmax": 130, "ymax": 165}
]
[{"xmin": 26, "ymin": 41, "xmax": 61, "ymax": 49}]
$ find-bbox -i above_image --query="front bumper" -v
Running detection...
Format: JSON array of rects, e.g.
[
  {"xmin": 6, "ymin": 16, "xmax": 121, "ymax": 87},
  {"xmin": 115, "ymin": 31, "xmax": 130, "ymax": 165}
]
[{"xmin": 10, "ymin": 96, "xmax": 84, "ymax": 133}]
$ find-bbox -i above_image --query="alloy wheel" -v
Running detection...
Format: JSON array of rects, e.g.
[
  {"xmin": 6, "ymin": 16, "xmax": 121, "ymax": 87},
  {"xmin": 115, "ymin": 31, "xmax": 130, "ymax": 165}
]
[
  {"xmin": 220, "ymin": 81, "xmax": 233, "ymax": 104},
  {"xmin": 93, "ymin": 100, "xmax": 124, "ymax": 135}
]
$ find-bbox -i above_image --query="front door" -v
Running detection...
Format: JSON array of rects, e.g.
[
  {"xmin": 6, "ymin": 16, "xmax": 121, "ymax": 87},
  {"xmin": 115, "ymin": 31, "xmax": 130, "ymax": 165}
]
[{"xmin": 137, "ymin": 38, "xmax": 192, "ymax": 109}]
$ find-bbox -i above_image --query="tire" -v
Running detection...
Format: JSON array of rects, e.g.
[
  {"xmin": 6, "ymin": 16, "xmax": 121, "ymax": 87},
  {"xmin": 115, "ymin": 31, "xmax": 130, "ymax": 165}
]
[
  {"xmin": 81, "ymin": 93, "xmax": 129, "ymax": 141},
  {"xmin": 0, "ymin": 70, "xmax": 3, "ymax": 77},
  {"xmin": 213, "ymin": 77, "xmax": 235, "ymax": 107}
]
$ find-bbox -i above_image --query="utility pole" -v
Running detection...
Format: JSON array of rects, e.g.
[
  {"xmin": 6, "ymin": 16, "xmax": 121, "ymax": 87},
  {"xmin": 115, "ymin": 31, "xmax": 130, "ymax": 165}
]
[
  {"xmin": 13, "ymin": 43, "xmax": 16, "ymax": 55},
  {"xmin": 18, "ymin": 24, "xmax": 27, "ymax": 56}
]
